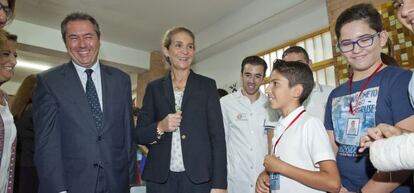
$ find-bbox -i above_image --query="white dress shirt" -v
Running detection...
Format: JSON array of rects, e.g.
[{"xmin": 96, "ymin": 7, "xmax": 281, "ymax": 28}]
[
  {"xmin": 221, "ymin": 90, "xmax": 277, "ymax": 193},
  {"xmin": 73, "ymin": 60, "xmax": 103, "ymax": 111},
  {"xmin": 272, "ymin": 106, "xmax": 335, "ymax": 193}
]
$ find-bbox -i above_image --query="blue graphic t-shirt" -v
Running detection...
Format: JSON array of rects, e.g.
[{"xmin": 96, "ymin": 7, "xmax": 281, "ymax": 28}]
[{"xmin": 324, "ymin": 66, "xmax": 414, "ymax": 192}]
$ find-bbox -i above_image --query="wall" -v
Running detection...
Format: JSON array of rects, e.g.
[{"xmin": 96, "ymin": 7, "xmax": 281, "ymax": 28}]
[{"xmin": 193, "ymin": 2, "xmax": 329, "ymax": 88}]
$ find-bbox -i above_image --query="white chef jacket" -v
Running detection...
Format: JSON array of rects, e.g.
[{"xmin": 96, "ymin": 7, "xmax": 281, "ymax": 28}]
[{"xmin": 221, "ymin": 90, "xmax": 277, "ymax": 193}]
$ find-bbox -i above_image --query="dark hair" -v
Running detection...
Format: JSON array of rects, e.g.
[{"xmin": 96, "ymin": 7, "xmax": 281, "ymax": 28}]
[
  {"xmin": 10, "ymin": 74, "xmax": 36, "ymax": 119},
  {"xmin": 335, "ymin": 3, "xmax": 383, "ymax": 39},
  {"xmin": 4, "ymin": 0, "xmax": 15, "ymax": 25},
  {"xmin": 241, "ymin": 55, "xmax": 268, "ymax": 76},
  {"xmin": 282, "ymin": 46, "xmax": 310, "ymax": 64},
  {"xmin": 61, "ymin": 12, "xmax": 101, "ymax": 44},
  {"xmin": 217, "ymin": 88, "xmax": 228, "ymax": 98},
  {"xmin": 272, "ymin": 60, "xmax": 314, "ymax": 104},
  {"xmin": 3, "ymin": 30, "xmax": 17, "ymax": 41},
  {"xmin": 162, "ymin": 26, "xmax": 195, "ymax": 49}
]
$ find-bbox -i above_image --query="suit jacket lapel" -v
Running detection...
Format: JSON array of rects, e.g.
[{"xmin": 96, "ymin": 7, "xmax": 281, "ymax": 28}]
[
  {"xmin": 61, "ymin": 62, "xmax": 98, "ymax": 134},
  {"xmin": 181, "ymin": 70, "xmax": 197, "ymax": 110},
  {"xmin": 162, "ymin": 72, "xmax": 176, "ymax": 112},
  {"xmin": 100, "ymin": 64, "xmax": 112, "ymax": 134}
]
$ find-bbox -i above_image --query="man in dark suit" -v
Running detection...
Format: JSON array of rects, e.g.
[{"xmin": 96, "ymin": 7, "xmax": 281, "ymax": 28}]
[{"xmin": 33, "ymin": 12, "xmax": 135, "ymax": 193}]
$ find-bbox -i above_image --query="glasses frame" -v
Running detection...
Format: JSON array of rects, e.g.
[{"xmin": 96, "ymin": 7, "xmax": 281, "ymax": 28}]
[
  {"xmin": 337, "ymin": 32, "xmax": 381, "ymax": 53},
  {"xmin": 0, "ymin": 2, "xmax": 12, "ymax": 20}
]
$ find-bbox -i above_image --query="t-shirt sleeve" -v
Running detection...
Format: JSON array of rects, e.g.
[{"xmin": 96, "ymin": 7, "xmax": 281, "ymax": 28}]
[
  {"xmin": 324, "ymin": 92, "xmax": 334, "ymax": 131},
  {"xmin": 305, "ymin": 118, "xmax": 336, "ymax": 167},
  {"xmin": 387, "ymin": 70, "xmax": 414, "ymax": 124}
]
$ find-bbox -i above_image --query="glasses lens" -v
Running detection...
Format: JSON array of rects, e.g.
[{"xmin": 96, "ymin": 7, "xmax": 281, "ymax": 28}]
[
  {"xmin": 357, "ymin": 36, "xmax": 374, "ymax": 48},
  {"xmin": 338, "ymin": 42, "xmax": 353, "ymax": 52}
]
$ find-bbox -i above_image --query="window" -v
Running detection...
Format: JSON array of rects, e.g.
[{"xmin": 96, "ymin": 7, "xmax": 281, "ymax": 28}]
[{"xmin": 258, "ymin": 28, "xmax": 336, "ymax": 92}]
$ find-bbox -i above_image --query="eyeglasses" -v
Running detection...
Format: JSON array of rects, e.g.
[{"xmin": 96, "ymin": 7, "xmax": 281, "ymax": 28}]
[
  {"xmin": 0, "ymin": 2, "xmax": 12, "ymax": 20},
  {"xmin": 337, "ymin": 32, "xmax": 381, "ymax": 53}
]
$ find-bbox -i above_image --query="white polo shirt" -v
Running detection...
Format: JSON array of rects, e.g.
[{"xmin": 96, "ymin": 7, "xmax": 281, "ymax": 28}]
[
  {"xmin": 272, "ymin": 106, "xmax": 335, "ymax": 193},
  {"xmin": 304, "ymin": 82, "xmax": 334, "ymax": 122},
  {"xmin": 221, "ymin": 90, "xmax": 277, "ymax": 193}
]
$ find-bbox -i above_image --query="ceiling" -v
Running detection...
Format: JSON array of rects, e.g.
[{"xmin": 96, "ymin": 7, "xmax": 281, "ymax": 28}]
[
  {"xmin": 15, "ymin": 0, "xmax": 254, "ymax": 52},
  {"xmin": 4, "ymin": 0, "xmax": 322, "ymax": 95}
]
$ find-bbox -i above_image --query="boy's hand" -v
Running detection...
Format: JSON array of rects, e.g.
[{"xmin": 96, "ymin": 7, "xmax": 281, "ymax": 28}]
[
  {"xmin": 263, "ymin": 155, "xmax": 282, "ymax": 173},
  {"xmin": 255, "ymin": 171, "xmax": 269, "ymax": 193}
]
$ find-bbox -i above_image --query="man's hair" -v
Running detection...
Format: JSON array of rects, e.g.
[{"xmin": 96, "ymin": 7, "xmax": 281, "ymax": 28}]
[
  {"xmin": 335, "ymin": 3, "xmax": 383, "ymax": 39},
  {"xmin": 282, "ymin": 46, "xmax": 310, "ymax": 64},
  {"xmin": 272, "ymin": 60, "xmax": 314, "ymax": 104},
  {"xmin": 61, "ymin": 12, "xmax": 101, "ymax": 44},
  {"xmin": 241, "ymin": 55, "xmax": 268, "ymax": 76}
]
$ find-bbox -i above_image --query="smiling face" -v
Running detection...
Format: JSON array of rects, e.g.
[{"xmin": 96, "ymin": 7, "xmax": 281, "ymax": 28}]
[
  {"xmin": 394, "ymin": 0, "xmax": 414, "ymax": 32},
  {"xmin": 240, "ymin": 63, "xmax": 265, "ymax": 98},
  {"xmin": 163, "ymin": 31, "xmax": 195, "ymax": 71},
  {"xmin": 265, "ymin": 70, "xmax": 300, "ymax": 115},
  {"xmin": 65, "ymin": 20, "xmax": 100, "ymax": 68},
  {"xmin": 338, "ymin": 20, "xmax": 387, "ymax": 75},
  {"xmin": 0, "ymin": 39, "xmax": 16, "ymax": 84}
]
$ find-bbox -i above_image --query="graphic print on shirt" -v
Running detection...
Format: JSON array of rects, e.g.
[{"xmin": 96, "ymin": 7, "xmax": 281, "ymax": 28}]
[{"xmin": 331, "ymin": 87, "xmax": 379, "ymax": 157}]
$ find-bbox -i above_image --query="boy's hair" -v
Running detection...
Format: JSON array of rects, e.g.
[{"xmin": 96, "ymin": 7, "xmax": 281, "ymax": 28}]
[
  {"xmin": 272, "ymin": 60, "xmax": 315, "ymax": 104},
  {"xmin": 335, "ymin": 3, "xmax": 383, "ymax": 39},
  {"xmin": 241, "ymin": 55, "xmax": 268, "ymax": 76}
]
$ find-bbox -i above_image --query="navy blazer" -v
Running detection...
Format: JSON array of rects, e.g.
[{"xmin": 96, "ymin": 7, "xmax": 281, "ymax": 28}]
[
  {"xmin": 33, "ymin": 62, "xmax": 135, "ymax": 193},
  {"xmin": 137, "ymin": 70, "xmax": 227, "ymax": 189}
]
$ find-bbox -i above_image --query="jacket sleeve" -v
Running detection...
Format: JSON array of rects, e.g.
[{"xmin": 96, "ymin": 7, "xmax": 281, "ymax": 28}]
[
  {"xmin": 370, "ymin": 133, "xmax": 414, "ymax": 171},
  {"xmin": 207, "ymin": 80, "xmax": 227, "ymax": 189},
  {"xmin": 136, "ymin": 83, "xmax": 159, "ymax": 145},
  {"xmin": 123, "ymin": 76, "xmax": 136, "ymax": 184},
  {"xmin": 33, "ymin": 74, "xmax": 66, "ymax": 193}
]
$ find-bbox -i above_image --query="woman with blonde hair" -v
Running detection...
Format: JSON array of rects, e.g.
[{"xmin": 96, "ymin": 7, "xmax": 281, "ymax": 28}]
[{"xmin": 0, "ymin": 30, "xmax": 18, "ymax": 193}]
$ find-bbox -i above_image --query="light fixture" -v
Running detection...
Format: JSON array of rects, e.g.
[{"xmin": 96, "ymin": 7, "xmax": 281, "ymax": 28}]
[{"xmin": 16, "ymin": 59, "xmax": 52, "ymax": 71}]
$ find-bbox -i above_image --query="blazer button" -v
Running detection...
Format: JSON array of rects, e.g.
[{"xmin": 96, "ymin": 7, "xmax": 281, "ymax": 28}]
[{"xmin": 181, "ymin": 135, "xmax": 186, "ymax": 140}]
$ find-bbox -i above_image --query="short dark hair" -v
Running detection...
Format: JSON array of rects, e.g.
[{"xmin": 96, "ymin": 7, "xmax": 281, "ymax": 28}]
[
  {"xmin": 4, "ymin": 30, "xmax": 17, "ymax": 41},
  {"xmin": 272, "ymin": 60, "xmax": 314, "ymax": 104},
  {"xmin": 335, "ymin": 3, "xmax": 383, "ymax": 39},
  {"xmin": 241, "ymin": 55, "xmax": 268, "ymax": 76},
  {"xmin": 282, "ymin": 46, "xmax": 310, "ymax": 64},
  {"xmin": 61, "ymin": 12, "xmax": 101, "ymax": 44},
  {"xmin": 217, "ymin": 88, "xmax": 228, "ymax": 98}
]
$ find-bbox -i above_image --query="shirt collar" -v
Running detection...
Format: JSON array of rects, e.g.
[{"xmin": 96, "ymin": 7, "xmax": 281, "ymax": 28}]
[
  {"xmin": 73, "ymin": 60, "xmax": 100, "ymax": 75},
  {"xmin": 236, "ymin": 89, "xmax": 268, "ymax": 104},
  {"xmin": 278, "ymin": 106, "xmax": 305, "ymax": 128}
]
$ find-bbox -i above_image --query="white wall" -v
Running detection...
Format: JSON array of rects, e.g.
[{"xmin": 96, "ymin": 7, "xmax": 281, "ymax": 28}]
[{"xmin": 193, "ymin": 3, "xmax": 329, "ymax": 89}]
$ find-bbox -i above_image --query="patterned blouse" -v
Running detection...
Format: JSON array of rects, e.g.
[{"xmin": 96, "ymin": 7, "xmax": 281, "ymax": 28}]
[{"xmin": 0, "ymin": 90, "xmax": 16, "ymax": 193}]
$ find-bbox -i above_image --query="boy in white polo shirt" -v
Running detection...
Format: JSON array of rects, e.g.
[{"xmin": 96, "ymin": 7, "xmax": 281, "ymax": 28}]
[{"xmin": 255, "ymin": 60, "xmax": 340, "ymax": 193}]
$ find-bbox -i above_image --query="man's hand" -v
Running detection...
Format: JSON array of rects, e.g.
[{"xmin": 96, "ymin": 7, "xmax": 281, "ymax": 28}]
[
  {"xmin": 359, "ymin": 123, "xmax": 403, "ymax": 152},
  {"xmin": 210, "ymin": 188, "xmax": 227, "ymax": 193},
  {"xmin": 255, "ymin": 171, "xmax": 269, "ymax": 193}
]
